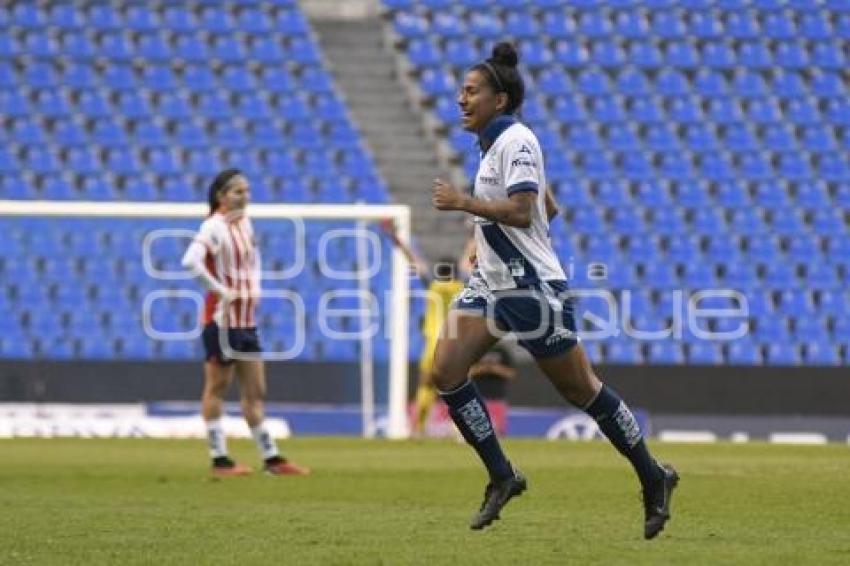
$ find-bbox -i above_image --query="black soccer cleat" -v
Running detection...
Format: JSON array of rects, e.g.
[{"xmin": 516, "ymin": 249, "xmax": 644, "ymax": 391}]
[
  {"xmin": 643, "ymin": 463, "xmax": 679, "ymax": 540},
  {"xmin": 470, "ymin": 469, "xmax": 527, "ymax": 530}
]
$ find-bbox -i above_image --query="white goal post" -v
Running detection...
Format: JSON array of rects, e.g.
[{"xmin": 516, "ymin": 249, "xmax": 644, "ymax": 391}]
[{"xmin": 0, "ymin": 200, "xmax": 412, "ymax": 440}]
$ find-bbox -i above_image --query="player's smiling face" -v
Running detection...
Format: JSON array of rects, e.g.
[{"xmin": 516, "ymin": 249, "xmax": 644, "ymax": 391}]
[
  {"xmin": 218, "ymin": 175, "xmax": 251, "ymax": 212},
  {"xmin": 458, "ymin": 69, "xmax": 507, "ymax": 134}
]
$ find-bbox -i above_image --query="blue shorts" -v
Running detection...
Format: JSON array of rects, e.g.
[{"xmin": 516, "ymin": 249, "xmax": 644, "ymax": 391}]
[
  {"xmin": 454, "ymin": 275, "xmax": 579, "ymax": 358},
  {"xmin": 202, "ymin": 322, "xmax": 262, "ymax": 365}
]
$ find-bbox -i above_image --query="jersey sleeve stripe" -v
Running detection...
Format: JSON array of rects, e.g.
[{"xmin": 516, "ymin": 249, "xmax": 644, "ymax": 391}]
[{"xmin": 506, "ymin": 181, "xmax": 539, "ymax": 196}]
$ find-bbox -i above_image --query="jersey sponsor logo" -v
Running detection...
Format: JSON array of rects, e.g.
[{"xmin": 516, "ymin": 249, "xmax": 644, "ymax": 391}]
[
  {"xmin": 510, "ymin": 158, "xmax": 537, "ymax": 168},
  {"xmin": 477, "ymin": 175, "xmax": 499, "ymax": 186},
  {"xmin": 517, "ymin": 144, "xmax": 533, "ymax": 155}
]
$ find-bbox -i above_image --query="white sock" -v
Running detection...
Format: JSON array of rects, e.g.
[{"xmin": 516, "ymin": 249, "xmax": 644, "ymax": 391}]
[
  {"xmin": 206, "ymin": 419, "xmax": 228, "ymax": 459},
  {"xmin": 251, "ymin": 422, "xmax": 280, "ymax": 460}
]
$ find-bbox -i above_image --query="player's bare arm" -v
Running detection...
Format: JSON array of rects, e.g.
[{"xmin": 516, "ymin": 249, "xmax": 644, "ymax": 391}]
[
  {"xmin": 432, "ymin": 178, "xmax": 535, "ymax": 228},
  {"xmin": 544, "ymin": 188, "xmax": 559, "ymax": 222}
]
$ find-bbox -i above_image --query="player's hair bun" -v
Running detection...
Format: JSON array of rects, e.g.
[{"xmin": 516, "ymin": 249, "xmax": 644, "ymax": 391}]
[{"xmin": 490, "ymin": 42, "xmax": 519, "ymax": 68}]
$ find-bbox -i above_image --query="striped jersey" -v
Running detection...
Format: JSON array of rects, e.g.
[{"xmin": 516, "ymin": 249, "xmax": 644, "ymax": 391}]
[
  {"xmin": 471, "ymin": 114, "xmax": 565, "ymax": 290},
  {"xmin": 192, "ymin": 211, "xmax": 261, "ymax": 328}
]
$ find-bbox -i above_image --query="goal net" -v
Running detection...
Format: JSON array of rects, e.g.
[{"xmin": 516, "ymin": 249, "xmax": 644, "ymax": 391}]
[{"xmin": 0, "ymin": 199, "xmax": 412, "ymax": 439}]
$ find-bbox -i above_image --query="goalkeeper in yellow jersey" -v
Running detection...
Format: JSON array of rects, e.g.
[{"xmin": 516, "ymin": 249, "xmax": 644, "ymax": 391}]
[{"xmin": 381, "ymin": 220, "xmax": 473, "ymax": 437}]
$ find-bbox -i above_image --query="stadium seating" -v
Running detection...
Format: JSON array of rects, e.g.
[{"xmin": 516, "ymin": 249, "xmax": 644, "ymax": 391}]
[
  {"xmin": 0, "ymin": 1, "xmax": 417, "ymax": 362},
  {"xmin": 386, "ymin": 0, "xmax": 850, "ymax": 366}
]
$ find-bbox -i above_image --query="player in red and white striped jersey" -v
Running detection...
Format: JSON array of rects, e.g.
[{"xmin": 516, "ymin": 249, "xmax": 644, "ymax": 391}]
[{"xmin": 182, "ymin": 169, "xmax": 309, "ymax": 477}]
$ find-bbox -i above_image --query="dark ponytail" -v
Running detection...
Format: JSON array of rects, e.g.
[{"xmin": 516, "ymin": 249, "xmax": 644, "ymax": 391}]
[
  {"xmin": 207, "ymin": 168, "xmax": 242, "ymax": 215},
  {"xmin": 473, "ymin": 42, "xmax": 525, "ymax": 114}
]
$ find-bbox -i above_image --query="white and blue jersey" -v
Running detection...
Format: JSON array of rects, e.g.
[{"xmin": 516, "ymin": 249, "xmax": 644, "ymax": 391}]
[
  {"xmin": 455, "ymin": 114, "xmax": 577, "ymax": 358},
  {"xmin": 471, "ymin": 114, "xmax": 566, "ymax": 290}
]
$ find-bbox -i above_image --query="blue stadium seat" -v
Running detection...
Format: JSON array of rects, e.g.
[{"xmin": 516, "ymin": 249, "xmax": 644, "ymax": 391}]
[
  {"xmin": 682, "ymin": 124, "xmax": 718, "ymax": 152},
  {"xmin": 23, "ymin": 29, "xmax": 59, "ymax": 59},
  {"xmin": 100, "ymin": 62, "xmax": 136, "ymax": 90},
  {"xmin": 793, "ymin": 181, "xmax": 831, "ymax": 208},
  {"xmin": 431, "ymin": 12, "xmax": 466, "ymax": 39},
  {"xmin": 761, "ymin": 124, "xmax": 797, "ymax": 152},
  {"xmin": 785, "ymin": 98, "xmax": 821, "ymax": 126},
  {"xmin": 647, "ymin": 342, "xmax": 684, "ymax": 364},
  {"xmin": 809, "ymin": 70, "xmax": 845, "ymax": 98},
  {"xmin": 161, "ymin": 4, "xmax": 196, "ymax": 31},
  {"xmin": 627, "ymin": 40, "xmax": 663, "ymax": 69},
  {"xmin": 467, "ymin": 13, "xmax": 503, "ymax": 39},
  {"xmin": 738, "ymin": 152, "xmax": 773, "ymax": 180},
  {"xmin": 775, "ymin": 41, "xmax": 810, "ymax": 69},
  {"xmin": 604, "ymin": 340, "xmax": 643, "ymax": 364},
  {"xmin": 505, "ymin": 10, "xmax": 540, "ymax": 39},
  {"xmin": 753, "ymin": 180, "xmax": 791, "ymax": 208},
  {"xmin": 802, "ymin": 342, "xmax": 841, "ymax": 366},
  {"xmin": 590, "ymin": 95, "xmax": 626, "ymax": 123},
  {"xmin": 393, "ymin": 12, "xmax": 428, "ymax": 39},
  {"xmin": 771, "ymin": 70, "xmax": 806, "ymax": 98},
  {"xmin": 236, "ymin": 7, "xmax": 272, "ymax": 34},
  {"xmin": 816, "ymin": 153, "xmax": 850, "ymax": 182},
  {"xmin": 551, "ymin": 39, "xmax": 588, "ymax": 68},
  {"xmin": 406, "ymin": 38, "xmax": 441, "ymax": 68},
  {"xmin": 590, "ymin": 39, "xmax": 625, "ymax": 68},
  {"xmin": 726, "ymin": 340, "xmax": 762, "ymax": 365},
  {"xmin": 816, "ymin": 290, "xmax": 847, "ymax": 317},
  {"xmin": 725, "ymin": 10, "xmax": 760, "ymax": 39},
  {"xmin": 551, "ymin": 95, "xmax": 587, "ymax": 123},
  {"xmin": 705, "ymin": 98, "xmax": 742, "ymax": 124},
  {"xmin": 810, "ymin": 41, "xmax": 845, "ymax": 70},
  {"xmin": 48, "ymin": 3, "xmax": 84, "ymax": 29},
  {"xmin": 171, "ymin": 32, "xmax": 208, "ymax": 63},
  {"xmin": 776, "ymin": 290, "xmax": 815, "ymax": 317},
  {"xmin": 666, "ymin": 40, "xmax": 700, "ymax": 69},
  {"xmin": 573, "ymin": 10, "xmax": 609, "ymax": 39},
  {"xmin": 729, "ymin": 207, "xmax": 766, "ymax": 236},
  {"xmin": 763, "ymin": 11, "xmax": 796, "ymax": 40},
  {"xmin": 136, "ymin": 32, "xmax": 171, "ymax": 62},
  {"xmin": 810, "ymin": 209, "xmax": 847, "ymax": 237},
  {"xmin": 702, "ymin": 41, "xmax": 737, "ymax": 69},
  {"xmin": 736, "ymin": 41, "xmax": 772, "ymax": 69},
  {"xmin": 732, "ymin": 70, "xmax": 768, "ymax": 98},
  {"xmin": 538, "ymin": 9, "xmax": 575, "ymax": 39},
  {"xmin": 803, "ymin": 263, "xmax": 839, "ymax": 291},
  {"xmin": 9, "ymin": 117, "xmax": 47, "ymax": 145},
  {"xmin": 722, "ymin": 124, "xmax": 758, "ymax": 151},
  {"xmin": 692, "ymin": 69, "xmax": 727, "ymax": 98},
  {"xmin": 824, "ymin": 99, "xmax": 850, "ymax": 126},
  {"xmin": 275, "ymin": 8, "xmax": 310, "ymax": 35},
  {"xmin": 419, "ymin": 69, "xmax": 455, "ymax": 98},
  {"xmin": 762, "ymin": 262, "xmax": 799, "ymax": 289},
  {"xmin": 765, "ymin": 343, "xmax": 801, "ymax": 366},
  {"xmin": 650, "ymin": 9, "xmax": 686, "ymax": 39},
  {"xmin": 87, "ymin": 3, "xmax": 122, "ymax": 30},
  {"xmin": 641, "ymin": 262, "xmax": 678, "ymax": 289},
  {"xmin": 776, "ymin": 153, "xmax": 813, "ymax": 180}
]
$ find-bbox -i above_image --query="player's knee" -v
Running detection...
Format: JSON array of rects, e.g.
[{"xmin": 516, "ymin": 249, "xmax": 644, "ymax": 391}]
[
  {"xmin": 430, "ymin": 359, "xmax": 466, "ymax": 391},
  {"xmin": 205, "ymin": 379, "xmax": 229, "ymax": 399}
]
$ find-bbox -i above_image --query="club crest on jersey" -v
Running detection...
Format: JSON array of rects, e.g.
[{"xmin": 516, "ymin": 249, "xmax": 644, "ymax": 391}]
[{"xmin": 508, "ymin": 258, "xmax": 526, "ymax": 277}]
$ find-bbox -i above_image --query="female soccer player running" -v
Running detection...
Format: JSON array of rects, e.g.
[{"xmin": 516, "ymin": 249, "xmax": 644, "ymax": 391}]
[
  {"xmin": 181, "ymin": 169, "xmax": 309, "ymax": 477},
  {"xmin": 430, "ymin": 44, "xmax": 677, "ymax": 538}
]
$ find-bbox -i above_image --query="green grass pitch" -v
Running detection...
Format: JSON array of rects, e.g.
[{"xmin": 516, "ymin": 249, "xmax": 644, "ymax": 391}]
[{"xmin": 2, "ymin": 438, "xmax": 849, "ymax": 565}]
